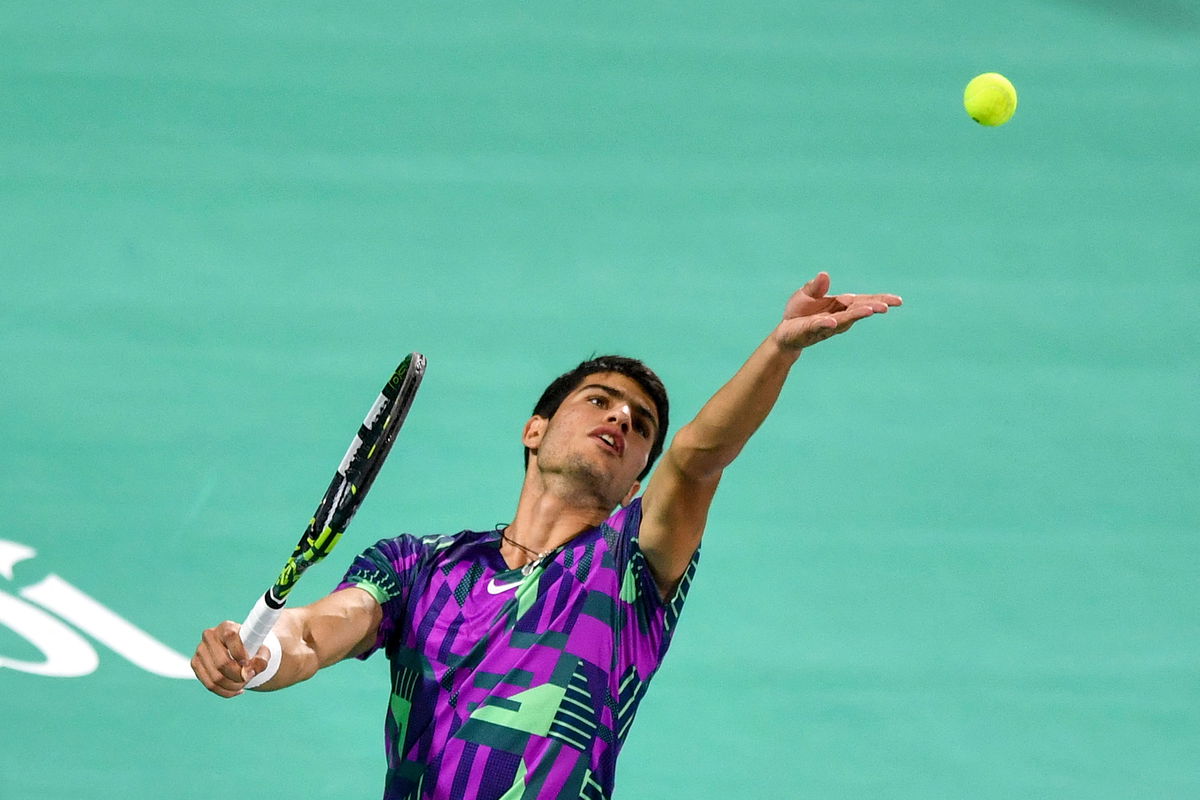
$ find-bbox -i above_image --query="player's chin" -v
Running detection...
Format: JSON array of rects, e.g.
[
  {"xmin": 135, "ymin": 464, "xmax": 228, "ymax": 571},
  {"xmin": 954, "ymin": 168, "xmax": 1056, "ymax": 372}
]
[{"xmin": 563, "ymin": 460, "xmax": 629, "ymax": 507}]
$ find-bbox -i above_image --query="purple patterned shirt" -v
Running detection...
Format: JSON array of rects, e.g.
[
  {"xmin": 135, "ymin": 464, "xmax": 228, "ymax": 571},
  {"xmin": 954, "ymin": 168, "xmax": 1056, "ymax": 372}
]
[{"xmin": 336, "ymin": 498, "xmax": 698, "ymax": 799}]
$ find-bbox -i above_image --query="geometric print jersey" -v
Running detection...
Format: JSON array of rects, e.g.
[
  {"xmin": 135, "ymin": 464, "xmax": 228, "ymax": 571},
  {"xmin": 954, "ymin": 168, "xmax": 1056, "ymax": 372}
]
[{"xmin": 336, "ymin": 497, "xmax": 699, "ymax": 800}]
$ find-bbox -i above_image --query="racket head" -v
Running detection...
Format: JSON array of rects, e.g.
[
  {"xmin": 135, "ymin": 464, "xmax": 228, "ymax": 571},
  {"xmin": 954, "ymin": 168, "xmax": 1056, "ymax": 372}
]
[
  {"xmin": 347, "ymin": 352, "xmax": 426, "ymax": 504},
  {"xmin": 270, "ymin": 353, "xmax": 426, "ymax": 602}
]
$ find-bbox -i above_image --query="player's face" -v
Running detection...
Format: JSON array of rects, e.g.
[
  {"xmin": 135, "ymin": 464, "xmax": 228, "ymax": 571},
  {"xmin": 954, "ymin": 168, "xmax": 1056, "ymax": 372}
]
[{"xmin": 525, "ymin": 372, "xmax": 659, "ymax": 506}]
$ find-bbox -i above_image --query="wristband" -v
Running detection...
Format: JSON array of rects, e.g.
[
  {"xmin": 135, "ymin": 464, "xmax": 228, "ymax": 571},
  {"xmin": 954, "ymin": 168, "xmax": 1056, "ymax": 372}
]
[{"xmin": 244, "ymin": 629, "xmax": 282, "ymax": 690}]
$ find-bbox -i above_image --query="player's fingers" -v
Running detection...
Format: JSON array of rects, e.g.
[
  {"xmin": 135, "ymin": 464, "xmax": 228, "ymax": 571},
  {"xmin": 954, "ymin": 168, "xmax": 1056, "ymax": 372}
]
[
  {"xmin": 836, "ymin": 292, "xmax": 903, "ymax": 309},
  {"xmin": 830, "ymin": 304, "xmax": 876, "ymax": 327},
  {"xmin": 805, "ymin": 306, "xmax": 874, "ymax": 340},
  {"xmin": 202, "ymin": 672, "xmax": 245, "ymax": 698},
  {"xmin": 191, "ymin": 645, "xmax": 246, "ymax": 698},
  {"xmin": 197, "ymin": 624, "xmax": 248, "ymax": 684},
  {"xmin": 243, "ymin": 645, "xmax": 270, "ymax": 682},
  {"xmin": 196, "ymin": 667, "xmax": 244, "ymax": 698},
  {"xmin": 801, "ymin": 271, "xmax": 830, "ymax": 299},
  {"xmin": 777, "ymin": 299, "xmax": 888, "ymax": 348},
  {"xmin": 198, "ymin": 649, "xmax": 244, "ymax": 688},
  {"xmin": 859, "ymin": 294, "xmax": 902, "ymax": 311},
  {"xmin": 251, "ymin": 645, "xmax": 270, "ymax": 673},
  {"xmin": 218, "ymin": 621, "xmax": 249, "ymax": 665},
  {"xmin": 836, "ymin": 297, "xmax": 887, "ymax": 315}
]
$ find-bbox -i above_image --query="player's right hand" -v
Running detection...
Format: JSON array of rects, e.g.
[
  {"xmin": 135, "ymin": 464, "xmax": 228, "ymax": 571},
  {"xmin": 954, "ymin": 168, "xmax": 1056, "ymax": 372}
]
[{"xmin": 191, "ymin": 621, "xmax": 269, "ymax": 698}]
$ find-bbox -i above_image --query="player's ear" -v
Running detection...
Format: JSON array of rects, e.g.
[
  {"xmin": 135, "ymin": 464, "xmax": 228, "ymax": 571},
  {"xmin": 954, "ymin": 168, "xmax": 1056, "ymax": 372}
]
[
  {"xmin": 522, "ymin": 416, "xmax": 547, "ymax": 449},
  {"xmin": 620, "ymin": 481, "xmax": 640, "ymax": 507}
]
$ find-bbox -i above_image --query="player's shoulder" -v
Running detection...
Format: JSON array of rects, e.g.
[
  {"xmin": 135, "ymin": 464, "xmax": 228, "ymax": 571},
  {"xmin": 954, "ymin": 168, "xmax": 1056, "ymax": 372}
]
[
  {"xmin": 602, "ymin": 497, "xmax": 644, "ymax": 539},
  {"xmin": 369, "ymin": 527, "xmax": 494, "ymax": 562}
]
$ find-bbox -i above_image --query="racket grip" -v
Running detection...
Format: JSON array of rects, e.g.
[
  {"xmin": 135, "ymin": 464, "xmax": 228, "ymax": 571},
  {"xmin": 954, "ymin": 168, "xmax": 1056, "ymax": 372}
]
[{"xmin": 239, "ymin": 593, "xmax": 283, "ymax": 657}]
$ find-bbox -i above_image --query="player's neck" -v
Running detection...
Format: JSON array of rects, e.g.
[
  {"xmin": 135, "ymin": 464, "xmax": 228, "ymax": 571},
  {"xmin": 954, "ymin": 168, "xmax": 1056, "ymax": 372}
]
[{"xmin": 506, "ymin": 471, "xmax": 613, "ymax": 558}]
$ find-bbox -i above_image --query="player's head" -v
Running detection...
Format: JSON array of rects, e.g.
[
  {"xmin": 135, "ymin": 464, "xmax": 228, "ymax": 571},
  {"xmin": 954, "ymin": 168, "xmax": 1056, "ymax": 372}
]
[{"xmin": 525, "ymin": 355, "xmax": 669, "ymax": 481}]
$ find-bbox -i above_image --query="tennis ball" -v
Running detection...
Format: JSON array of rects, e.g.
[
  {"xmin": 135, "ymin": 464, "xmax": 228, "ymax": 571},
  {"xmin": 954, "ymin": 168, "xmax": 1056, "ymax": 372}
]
[{"xmin": 964, "ymin": 72, "xmax": 1017, "ymax": 126}]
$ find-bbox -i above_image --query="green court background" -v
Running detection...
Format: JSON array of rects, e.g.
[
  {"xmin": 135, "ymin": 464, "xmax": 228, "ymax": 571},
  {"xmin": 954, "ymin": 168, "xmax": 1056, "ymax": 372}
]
[{"xmin": 2, "ymin": 1, "xmax": 1197, "ymax": 797}]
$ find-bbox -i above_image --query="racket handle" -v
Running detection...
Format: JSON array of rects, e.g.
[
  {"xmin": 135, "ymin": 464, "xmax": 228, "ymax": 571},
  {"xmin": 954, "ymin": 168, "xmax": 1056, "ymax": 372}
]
[{"xmin": 239, "ymin": 593, "xmax": 283, "ymax": 657}]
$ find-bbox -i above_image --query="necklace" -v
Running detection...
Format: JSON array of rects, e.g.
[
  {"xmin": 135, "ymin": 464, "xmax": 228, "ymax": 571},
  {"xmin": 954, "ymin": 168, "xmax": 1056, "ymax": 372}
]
[{"xmin": 499, "ymin": 528, "xmax": 551, "ymax": 576}]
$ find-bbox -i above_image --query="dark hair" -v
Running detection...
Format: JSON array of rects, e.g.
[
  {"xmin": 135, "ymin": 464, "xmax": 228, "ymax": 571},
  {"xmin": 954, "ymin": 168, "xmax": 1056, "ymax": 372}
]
[{"xmin": 524, "ymin": 355, "xmax": 669, "ymax": 481}]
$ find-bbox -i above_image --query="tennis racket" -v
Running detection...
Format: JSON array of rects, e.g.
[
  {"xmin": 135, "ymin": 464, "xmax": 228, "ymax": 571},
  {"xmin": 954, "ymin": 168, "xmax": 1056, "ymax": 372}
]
[{"xmin": 239, "ymin": 352, "xmax": 426, "ymax": 656}]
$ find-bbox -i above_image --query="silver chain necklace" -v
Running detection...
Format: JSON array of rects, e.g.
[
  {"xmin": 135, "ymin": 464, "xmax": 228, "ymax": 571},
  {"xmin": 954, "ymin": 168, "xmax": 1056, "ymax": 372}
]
[{"xmin": 499, "ymin": 528, "xmax": 551, "ymax": 576}]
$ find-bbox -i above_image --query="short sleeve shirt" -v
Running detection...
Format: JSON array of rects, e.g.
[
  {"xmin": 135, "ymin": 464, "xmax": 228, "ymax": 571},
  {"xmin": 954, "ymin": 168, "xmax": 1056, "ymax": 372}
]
[{"xmin": 336, "ymin": 498, "xmax": 699, "ymax": 800}]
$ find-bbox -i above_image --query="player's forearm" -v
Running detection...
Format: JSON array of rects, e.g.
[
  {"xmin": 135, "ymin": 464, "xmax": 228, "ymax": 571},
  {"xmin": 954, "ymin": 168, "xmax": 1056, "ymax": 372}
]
[
  {"xmin": 247, "ymin": 608, "xmax": 321, "ymax": 691},
  {"xmin": 669, "ymin": 335, "xmax": 801, "ymax": 480},
  {"xmin": 250, "ymin": 592, "xmax": 379, "ymax": 691}
]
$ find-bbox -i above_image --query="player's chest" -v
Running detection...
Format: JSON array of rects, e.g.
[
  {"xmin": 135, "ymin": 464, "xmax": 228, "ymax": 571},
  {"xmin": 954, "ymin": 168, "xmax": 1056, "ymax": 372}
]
[{"xmin": 406, "ymin": 539, "xmax": 619, "ymax": 649}]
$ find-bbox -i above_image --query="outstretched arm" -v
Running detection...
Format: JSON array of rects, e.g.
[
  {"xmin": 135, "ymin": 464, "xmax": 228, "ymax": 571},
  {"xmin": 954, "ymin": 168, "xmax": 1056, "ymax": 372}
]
[
  {"xmin": 638, "ymin": 272, "xmax": 902, "ymax": 594},
  {"xmin": 191, "ymin": 586, "xmax": 381, "ymax": 697}
]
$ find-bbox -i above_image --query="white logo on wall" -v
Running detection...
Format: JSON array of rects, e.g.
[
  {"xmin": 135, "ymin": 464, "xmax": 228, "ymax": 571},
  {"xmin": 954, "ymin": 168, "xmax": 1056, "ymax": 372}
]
[{"xmin": 0, "ymin": 539, "xmax": 192, "ymax": 679}]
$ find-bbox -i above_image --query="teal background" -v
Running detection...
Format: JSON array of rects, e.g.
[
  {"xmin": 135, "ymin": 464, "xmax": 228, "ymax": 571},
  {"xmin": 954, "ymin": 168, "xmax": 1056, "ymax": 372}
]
[{"xmin": 2, "ymin": 1, "xmax": 1197, "ymax": 797}]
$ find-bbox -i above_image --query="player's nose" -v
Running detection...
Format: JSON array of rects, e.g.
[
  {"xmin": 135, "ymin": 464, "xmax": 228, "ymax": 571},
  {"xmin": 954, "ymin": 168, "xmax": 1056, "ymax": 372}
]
[{"xmin": 607, "ymin": 404, "xmax": 632, "ymax": 432}]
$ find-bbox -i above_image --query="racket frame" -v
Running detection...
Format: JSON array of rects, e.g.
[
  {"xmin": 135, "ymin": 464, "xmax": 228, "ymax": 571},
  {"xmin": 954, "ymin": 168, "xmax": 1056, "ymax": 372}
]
[{"xmin": 239, "ymin": 353, "xmax": 426, "ymax": 658}]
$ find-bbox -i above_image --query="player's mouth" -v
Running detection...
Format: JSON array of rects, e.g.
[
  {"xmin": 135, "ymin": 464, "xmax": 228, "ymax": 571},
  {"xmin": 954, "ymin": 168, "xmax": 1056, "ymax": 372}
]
[{"xmin": 589, "ymin": 426, "xmax": 625, "ymax": 457}]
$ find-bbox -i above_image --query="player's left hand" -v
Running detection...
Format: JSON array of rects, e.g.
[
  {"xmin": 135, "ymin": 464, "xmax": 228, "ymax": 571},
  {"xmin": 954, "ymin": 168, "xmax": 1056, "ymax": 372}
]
[{"xmin": 774, "ymin": 272, "xmax": 902, "ymax": 350}]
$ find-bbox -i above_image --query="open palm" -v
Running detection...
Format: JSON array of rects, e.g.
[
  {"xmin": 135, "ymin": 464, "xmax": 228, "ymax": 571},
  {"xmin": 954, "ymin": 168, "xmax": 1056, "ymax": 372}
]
[{"xmin": 774, "ymin": 272, "xmax": 903, "ymax": 350}]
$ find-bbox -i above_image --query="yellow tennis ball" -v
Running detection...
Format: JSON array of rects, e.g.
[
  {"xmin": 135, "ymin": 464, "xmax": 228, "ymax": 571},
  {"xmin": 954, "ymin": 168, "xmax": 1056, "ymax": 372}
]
[{"xmin": 964, "ymin": 72, "xmax": 1018, "ymax": 126}]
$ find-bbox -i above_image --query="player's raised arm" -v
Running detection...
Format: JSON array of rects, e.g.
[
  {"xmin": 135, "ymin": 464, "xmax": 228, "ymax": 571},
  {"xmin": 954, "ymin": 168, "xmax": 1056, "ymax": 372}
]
[
  {"xmin": 191, "ymin": 587, "xmax": 382, "ymax": 698},
  {"xmin": 638, "ymin": 272, "xmax": 902, "ymax": 593}
]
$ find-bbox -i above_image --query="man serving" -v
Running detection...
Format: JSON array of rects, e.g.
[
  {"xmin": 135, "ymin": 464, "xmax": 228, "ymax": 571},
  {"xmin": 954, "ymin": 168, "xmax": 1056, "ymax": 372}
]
[{"xmin": 192, "ymin": 272, "xmax": 902, "ymax": 799}]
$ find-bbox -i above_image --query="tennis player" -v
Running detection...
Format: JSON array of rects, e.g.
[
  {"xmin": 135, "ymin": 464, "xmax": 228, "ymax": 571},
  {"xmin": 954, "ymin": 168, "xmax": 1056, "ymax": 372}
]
[{"xmin": 192, "ymin": 272, "xmax": 901, "ymax": 799}]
